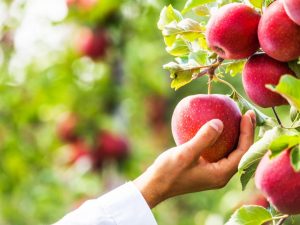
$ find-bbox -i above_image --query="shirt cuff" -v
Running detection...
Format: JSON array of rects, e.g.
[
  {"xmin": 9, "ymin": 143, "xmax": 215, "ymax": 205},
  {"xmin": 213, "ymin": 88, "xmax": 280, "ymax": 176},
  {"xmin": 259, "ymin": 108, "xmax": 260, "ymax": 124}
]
[{"xmin": 100, "ymin": 182, "xmax": 157, "ymax": 225}]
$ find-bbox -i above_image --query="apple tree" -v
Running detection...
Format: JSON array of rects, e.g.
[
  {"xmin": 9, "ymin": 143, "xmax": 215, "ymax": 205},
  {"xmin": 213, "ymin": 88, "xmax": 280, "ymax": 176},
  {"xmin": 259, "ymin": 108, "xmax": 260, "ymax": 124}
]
[{"xmin": 158, "ymin": 0, "xmax": 300, "ymax": 224}]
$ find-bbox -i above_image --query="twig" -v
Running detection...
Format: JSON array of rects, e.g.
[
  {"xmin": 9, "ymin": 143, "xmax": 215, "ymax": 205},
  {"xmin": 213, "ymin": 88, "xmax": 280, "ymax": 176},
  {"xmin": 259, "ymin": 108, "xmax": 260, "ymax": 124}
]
[
  {"xmin": 192, "ymin": 57, "xmax": 224, "ymax": 80},
  {"xmin": 272, "ymin": 107, "xmax": 283, "ymax": 128},
  {"xmin": 276, "ymin": 217, "xmax": 288, "ymax": 225}
]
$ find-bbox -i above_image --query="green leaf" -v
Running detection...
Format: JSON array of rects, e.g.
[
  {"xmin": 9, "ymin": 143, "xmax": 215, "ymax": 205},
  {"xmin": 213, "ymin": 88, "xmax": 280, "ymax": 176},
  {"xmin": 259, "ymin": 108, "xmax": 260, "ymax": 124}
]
[
  {"xmin": 225, "ymin": 205, "xmax": 272, "ymax": 225},
  {"xmin": 166, "ymin": 38, "xmax": 191, "ymax": 56},
  {"xmin": 288, "ymin": 59, "xmax": 300, "ymax": 79},
  {"xmin": 291, "ymin": 145, "xmax": 300, "ymax": 172},
  {"xmin": 269, "ymin": 135, "xmax": 300, "ymax": 158},
  {"xmin": 163, "ymin": 61, "xmax": 199, "ymax": 90},
  {"xmin": 189, "ymin": 50, "xmax": 208, "ymax": 65},
  {"xmin": 193, "ymin": 6, "xmax": 210, "ymax": 16},
  {"xmin": 162, "ymin": 18, "xmax": 205, "ymax": 42},
  {"xmin": 230, "ymin": 93, "xmax": 268, "ymax": 126},
  {"xmin": 182, "ymin": 0, "xmax": 215, "ymax": 14},
  {"xmin": 290, "ymin": 106, "xmax": 300, "ymax": 122},
  {"xmin": 225, "ymin": 61, "xmax": 245, "ymax": 77},
  {"xmin": 249, "ymin": 0, "xmax": 263, "ymax": 9},
  {"xmin": 157, "ymin": 5, "xmax": 183, "ymax": 30},
  {"xmin": 267, "ymin": 75, "xmax": 300, "ymax": 111},
  {"xmin": 238, "ymin": 127, "xmax": 285, "ymax": 190}
]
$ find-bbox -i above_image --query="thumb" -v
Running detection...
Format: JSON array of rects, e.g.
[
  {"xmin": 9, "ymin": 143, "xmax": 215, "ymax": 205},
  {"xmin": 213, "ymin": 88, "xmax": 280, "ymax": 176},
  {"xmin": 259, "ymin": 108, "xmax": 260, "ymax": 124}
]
[{"xmin": 181, "ymin": 119, "xmax": 224, "ymax": 161}]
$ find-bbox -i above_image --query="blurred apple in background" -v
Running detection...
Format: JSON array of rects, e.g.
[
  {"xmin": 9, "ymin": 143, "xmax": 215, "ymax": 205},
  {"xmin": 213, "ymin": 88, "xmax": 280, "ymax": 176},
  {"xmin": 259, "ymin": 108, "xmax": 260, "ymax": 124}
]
[
  {"xmin": 76, "ymin": 27, "xmax": 110, "ymax": 60},
  {"xmin": 91, "ymin": 131, "xmax": 130, "ymax": 169}
]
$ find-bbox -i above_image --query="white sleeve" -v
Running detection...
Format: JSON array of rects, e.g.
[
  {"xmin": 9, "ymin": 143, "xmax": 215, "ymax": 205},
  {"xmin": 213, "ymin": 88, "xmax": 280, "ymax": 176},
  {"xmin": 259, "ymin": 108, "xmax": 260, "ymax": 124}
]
[{"xmin": 53, "ymin": 182, "xmax": 158, "ymax": 225}]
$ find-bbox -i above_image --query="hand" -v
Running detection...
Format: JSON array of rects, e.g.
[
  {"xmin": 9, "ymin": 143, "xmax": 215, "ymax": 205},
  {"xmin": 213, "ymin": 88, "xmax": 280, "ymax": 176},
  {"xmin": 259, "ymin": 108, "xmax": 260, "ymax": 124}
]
[{"xmin": 134, "ymin": 110, "xmax": 256, "ymax": 208}]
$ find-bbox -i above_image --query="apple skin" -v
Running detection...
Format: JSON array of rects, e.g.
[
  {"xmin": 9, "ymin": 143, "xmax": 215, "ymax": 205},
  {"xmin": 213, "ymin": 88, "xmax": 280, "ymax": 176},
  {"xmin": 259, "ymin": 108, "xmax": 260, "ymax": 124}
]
[
  {"xmin": 242, "ymin": 54, "xmax": 295, "ymax": 108},
  {"xmin": 258, "ymin": 1, "xmax": 300, "ymax": 62},
  {"xmin": 171, "ymin": 94, "xmax": 241, "ymax": 162},
  {"xmin": 77, "ymin": 28, "xmax": 109, "ymax": 60},
  {"xmin": 283, "ymin": 0, "xmax": 300, "ymax": 25},
  {"xmin": 206, "ymin": 3, "xmax": 260, "ymax": 59},
  {"xmin": 255, "ymin": 150, "xmax": 300, "ymax": 215}
]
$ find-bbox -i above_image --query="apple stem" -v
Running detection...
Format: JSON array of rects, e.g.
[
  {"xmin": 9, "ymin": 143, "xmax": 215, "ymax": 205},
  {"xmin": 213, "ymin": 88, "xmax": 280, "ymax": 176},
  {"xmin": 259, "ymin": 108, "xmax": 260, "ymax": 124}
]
[
  {"xmin": 193, "ymin": 57, "xmax": 224, "ymax": 80},
  {"xmin": 272, "ymin": 107, "xmax": 283, "ymax": 128},
  {"xmin": 208, "ymin": 74, "xmax": 213, "ymax": 94}
]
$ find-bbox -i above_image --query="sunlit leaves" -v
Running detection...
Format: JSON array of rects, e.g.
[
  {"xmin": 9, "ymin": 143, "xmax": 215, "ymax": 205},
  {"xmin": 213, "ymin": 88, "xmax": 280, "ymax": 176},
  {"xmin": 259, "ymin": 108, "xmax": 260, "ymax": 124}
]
[
  {"xmin": 267, "ymin": 75, "xmax": 300, "ymax": 111},
  {"xmin": 225, "ymin": 205, "xmax": 272, "ymax": 225},
  {"xmin": 157, "ymin": 5, "xmax": 183, "ymax": 30},
  {"xmin": 158, "ymin": 4, "xmax": 211, "ymax": 89},
  {"xmin": 182, "ymin": 0, "xmax": 215, "ymax": 14},
  {"xmin": 193, "ymin": 6, "xmax": 210, "ymax": 16},
  {"xmin": 162, "ymin": 19, "xmax": 205, "ymax": 44},
  {"xmin": 166, "ymin": 38, "xmax": 191, "ymax": 56},
  {"xmin": 163, "ymin": 59, "xmax": 199, "ymax": 90}
]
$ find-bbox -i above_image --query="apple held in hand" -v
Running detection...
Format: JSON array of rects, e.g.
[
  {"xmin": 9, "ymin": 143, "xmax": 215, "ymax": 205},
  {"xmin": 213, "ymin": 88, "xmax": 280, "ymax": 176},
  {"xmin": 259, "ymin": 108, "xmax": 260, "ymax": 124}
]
[
  {"xmin": 255, "ymin": 150, "xmax": 300, "ymax": 215},
  {"xmin": 258, "ymin": 0, "xmax": 300, "ymax": 62},
  {"xmin": 206, "ymin": 3, "xmax": 260, "ymax": 59},
  {"xmin": 242, "ymin": 54, "xmax": 295, "ymax": 108},
  {"xmin": 283, "ymin": 0, "xmax": 300, "ymax": 25},
  {"xmin": 171, "ymin": 94, "xmax": 241, "ymax": 162}
]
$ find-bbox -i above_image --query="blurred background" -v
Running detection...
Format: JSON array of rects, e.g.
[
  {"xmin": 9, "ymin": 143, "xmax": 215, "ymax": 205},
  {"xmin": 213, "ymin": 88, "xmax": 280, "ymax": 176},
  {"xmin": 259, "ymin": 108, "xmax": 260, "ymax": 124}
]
[{"xmin": 0, "ymin": 0, "xmax": 294, "ymax": 224}]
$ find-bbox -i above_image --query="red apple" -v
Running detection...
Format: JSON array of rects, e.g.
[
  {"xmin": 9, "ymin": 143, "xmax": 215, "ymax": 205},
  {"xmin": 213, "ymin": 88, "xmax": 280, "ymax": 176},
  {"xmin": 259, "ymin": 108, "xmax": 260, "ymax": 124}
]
[
  {"xmin": 206, "ymin": 3, "xmax": 260, "ymax": 59},
  {"xmin": 258, "ymin": 1, "xmax": 300, "ymax": 62},
  {"xmin": 255, "ymin": 150, "xmax": 300, "ymax": 214},
  {"xmin": 283, "ymin": 0, "xmax": 300, "ymax": 25},
  {"xmin": 242, "ymin": 54, "xmax": 295, "ymax": 108},
  {"xmin": 57, "ymin": 113, "xmax": 78, "ymax": 143},
  {"xmin": 77, "ymin": 28, "xmax": 109, "ymax": 60},
  {"xmin": 171, "ymin": 94, "xmax": 241, "ymax": 162}
]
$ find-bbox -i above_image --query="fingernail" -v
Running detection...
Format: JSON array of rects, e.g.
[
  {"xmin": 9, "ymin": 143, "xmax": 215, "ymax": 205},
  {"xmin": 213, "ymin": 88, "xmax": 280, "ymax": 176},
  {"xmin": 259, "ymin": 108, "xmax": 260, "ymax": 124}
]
[{"xmin": 209, "ymin": 119, "xmax": 224, "ymax": 133}]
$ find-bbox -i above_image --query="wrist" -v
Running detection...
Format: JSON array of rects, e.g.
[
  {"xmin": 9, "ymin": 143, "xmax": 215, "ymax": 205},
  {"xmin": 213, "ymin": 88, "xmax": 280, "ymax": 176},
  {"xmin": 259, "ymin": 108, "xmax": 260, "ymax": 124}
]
[{"xmin": 133, "ymin": 168, "xmax": 169, "ymax": 209}]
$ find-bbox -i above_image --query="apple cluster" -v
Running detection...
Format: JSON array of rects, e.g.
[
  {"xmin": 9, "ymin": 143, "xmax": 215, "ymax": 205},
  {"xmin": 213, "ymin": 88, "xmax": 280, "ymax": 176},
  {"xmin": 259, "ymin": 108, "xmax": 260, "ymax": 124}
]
[
  {"xmin": 206, "ymin": 1, "xmax": 299, "ymax": 108},
  {"xmin": 57, "ymin": 113, "xmax": 129, "ymax": 170},
  {"xmin": 170, "ymin": 0, "xmax": 300, "ymax": 216}
]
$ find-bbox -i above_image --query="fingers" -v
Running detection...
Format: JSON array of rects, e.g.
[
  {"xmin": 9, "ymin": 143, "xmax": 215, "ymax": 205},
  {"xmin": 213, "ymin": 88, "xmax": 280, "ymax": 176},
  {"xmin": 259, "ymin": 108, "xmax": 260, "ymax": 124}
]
[
  {"xmin": 179, "ymin": 119, "xmax": 224, "ymax": 163},
  {"xmin": 218, "ymin": 110, "xmax": 256, "ymax": 174}
]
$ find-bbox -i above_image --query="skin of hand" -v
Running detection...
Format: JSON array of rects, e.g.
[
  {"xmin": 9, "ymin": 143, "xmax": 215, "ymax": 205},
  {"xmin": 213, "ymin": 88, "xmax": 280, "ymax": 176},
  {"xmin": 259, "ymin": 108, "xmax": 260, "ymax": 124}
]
[{"xmin": 134, "ymin": 110, "xmax": 256, "ymax": 209}]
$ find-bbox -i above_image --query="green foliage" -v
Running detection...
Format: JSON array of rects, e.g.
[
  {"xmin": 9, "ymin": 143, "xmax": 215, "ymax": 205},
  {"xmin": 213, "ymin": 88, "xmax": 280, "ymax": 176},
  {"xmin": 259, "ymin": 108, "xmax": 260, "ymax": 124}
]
[
  {"xmin": 267, "ymin": 75, "xmax": 300, "ymax": 111},
  {"xmin": 269, "ymin": 135, "xmax": 300, "ymax": 158},
  {"xmin": 182, "ymin": 0, "xmax": 215, "ymax": 14},
  {"xmin": 238, "ymin": 127, "xmax": 286, "ymax": 190},
  {"xmin": 225, "ymin": 205, "xmax": 272, "ymax": 225}
]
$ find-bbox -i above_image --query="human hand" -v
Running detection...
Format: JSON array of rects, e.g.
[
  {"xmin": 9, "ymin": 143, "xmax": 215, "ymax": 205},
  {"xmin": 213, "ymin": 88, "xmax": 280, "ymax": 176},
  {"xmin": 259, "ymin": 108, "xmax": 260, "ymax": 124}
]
[{"xmin": 134, "ymin": 110, "xmax": 256, "ymax": 208}]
